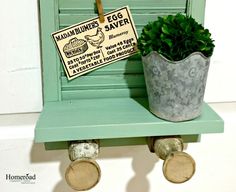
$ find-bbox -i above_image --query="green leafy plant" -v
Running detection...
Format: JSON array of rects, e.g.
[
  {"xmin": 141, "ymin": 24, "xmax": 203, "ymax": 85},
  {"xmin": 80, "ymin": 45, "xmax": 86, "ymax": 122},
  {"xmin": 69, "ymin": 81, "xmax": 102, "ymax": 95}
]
[{"xmin": 137, "ymin": 13, "xmax": 215, "ymax": 61}]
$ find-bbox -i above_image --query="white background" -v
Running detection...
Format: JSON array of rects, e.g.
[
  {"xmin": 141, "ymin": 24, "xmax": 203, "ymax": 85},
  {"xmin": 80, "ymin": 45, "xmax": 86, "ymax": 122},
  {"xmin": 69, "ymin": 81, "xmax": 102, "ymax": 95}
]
[
  {"xmin": 0, "ymin": 0, "xmax": 42, "ymax": 114},
  {"xmin": 0, "ymin": 0, "xmax": 236, "ymax": 192}
]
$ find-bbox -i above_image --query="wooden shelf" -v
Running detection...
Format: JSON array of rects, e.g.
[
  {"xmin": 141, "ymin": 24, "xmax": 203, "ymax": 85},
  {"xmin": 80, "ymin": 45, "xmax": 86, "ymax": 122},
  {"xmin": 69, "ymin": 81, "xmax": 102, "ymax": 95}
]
[{"xmin": 35, "ymin": 97, "xmax": 224, "ymax": 147}]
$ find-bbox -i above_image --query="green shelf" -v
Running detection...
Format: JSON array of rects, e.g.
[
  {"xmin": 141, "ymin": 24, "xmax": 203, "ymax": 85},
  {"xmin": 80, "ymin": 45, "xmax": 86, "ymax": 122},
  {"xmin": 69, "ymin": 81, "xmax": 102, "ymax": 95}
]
[
  {"xmin": 35, "ymin": 97, "xmax": 223, "ymax": 147},
  {"xmin": 36, "ymin": 0, "xmax": 223, "ymax": 150}
]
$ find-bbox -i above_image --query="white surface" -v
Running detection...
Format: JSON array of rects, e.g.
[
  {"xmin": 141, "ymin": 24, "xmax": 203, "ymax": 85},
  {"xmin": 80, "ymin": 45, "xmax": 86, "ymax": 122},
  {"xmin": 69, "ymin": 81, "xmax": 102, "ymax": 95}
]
[
  {"xmin": 0, "ymin": 0, "xmax": 42, "ymax": 114},
  {"xmin": 0, "ymin": 102, "xmax": 235, "ymax": 192},
  {"xmin": 0, "ymin": 0, "xmax": 235, "ymax": 114},
  {"xmin": 204, "ymin": 0, "xmax": 236, "ymax": 102},
  {"xmin": 0, "ymin": 113, "xmax": 39, "ymax": 140}
]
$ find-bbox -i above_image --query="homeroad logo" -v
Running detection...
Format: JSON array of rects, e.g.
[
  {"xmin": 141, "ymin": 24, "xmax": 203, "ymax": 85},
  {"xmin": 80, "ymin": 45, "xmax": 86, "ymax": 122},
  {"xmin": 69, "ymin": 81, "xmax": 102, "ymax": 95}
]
[{"xmin": 6, "ymin": 173, "xmax": 36, "ymax": 184}]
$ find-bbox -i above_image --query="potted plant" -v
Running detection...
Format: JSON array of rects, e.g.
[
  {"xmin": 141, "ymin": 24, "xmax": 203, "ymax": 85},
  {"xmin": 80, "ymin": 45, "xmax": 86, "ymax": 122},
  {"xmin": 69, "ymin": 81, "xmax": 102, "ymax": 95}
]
[{"xmin": 137, "ymin": 13, "xmax": 215, "ymax": 122}]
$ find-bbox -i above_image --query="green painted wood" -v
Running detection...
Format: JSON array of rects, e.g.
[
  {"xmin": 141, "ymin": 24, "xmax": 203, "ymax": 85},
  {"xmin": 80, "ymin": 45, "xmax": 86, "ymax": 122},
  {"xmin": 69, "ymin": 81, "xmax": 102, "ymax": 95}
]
[
  {"xmin": 39, "ymin": 0, "xmax": 61, "ymax": 102},
  {"xmin": 61, "ymin": 88, "xmax": 147, "ymax": 100},
  {"xmin": 186, "ymin": 0, "xmax": 206, "ymax": 24},
  {"xmin": 60, "ymin": 8, "xmax": 185, "ymax": 15},
  {"xmin": 44, "ymin": 135, "xmax": 201, "ymax": 150},
  {"xmin": 35, "ymin": 98, "xmax": 224, "ymax": 143},
  {"xmin": 36, "ymin": 0, "xmax": 221, "ymax": 148},
  {"xmin": 45, "ymin": 141, "xmax": 69, "ymax": 150},
  {"xmin": 59, "ymin": 13, "xmax": 184, "ymax": 27},
  {"xmin": 59, "ymin": 0, "xmax": 187, "ymax": 13},
  {"xmin": 61, "ymin": 75, "xmax": 145, "ymax": 90}
]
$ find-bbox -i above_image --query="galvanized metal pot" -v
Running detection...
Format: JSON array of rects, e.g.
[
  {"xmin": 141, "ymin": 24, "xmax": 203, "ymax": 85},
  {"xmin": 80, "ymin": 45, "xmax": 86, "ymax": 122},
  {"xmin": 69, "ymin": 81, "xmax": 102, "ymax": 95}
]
[{"xmin": 142, "ymin": 51, "xmax": 210, "ymax": 122}]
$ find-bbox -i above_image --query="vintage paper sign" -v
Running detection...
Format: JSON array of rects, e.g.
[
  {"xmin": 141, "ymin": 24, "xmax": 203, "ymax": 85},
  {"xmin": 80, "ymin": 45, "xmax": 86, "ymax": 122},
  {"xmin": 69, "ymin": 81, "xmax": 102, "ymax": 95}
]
[{"xmin": 52, "ymin": 6, "xmax": 138, "ymax": 80}]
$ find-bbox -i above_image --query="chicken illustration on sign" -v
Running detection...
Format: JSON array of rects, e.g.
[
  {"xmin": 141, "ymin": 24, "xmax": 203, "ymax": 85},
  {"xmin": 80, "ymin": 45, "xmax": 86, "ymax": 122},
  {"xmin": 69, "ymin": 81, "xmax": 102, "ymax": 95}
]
[
  {"xmin": 85, "ymin": 27, "xmax": 105, "ymax": 49},
  {"xmin": 52, "ymin": 6, "xmax": 138, "ymax": 80}
]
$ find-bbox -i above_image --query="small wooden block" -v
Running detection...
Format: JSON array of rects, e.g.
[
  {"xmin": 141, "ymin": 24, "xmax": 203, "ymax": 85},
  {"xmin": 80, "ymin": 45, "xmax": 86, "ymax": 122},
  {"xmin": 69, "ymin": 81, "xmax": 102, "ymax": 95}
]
[
  {"xmin": 65, "ymin": 159, "xmax": 101, "ymax": 191},
  {"xmin": 163, "ymin": 151, "xmax": 195, "ymax": 183}
]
